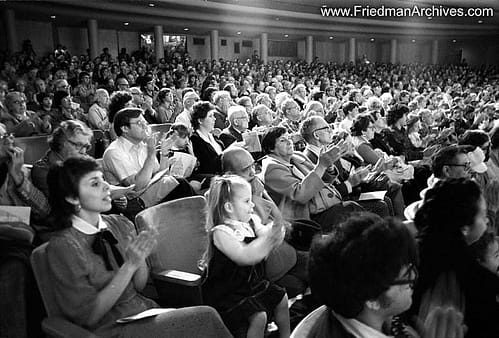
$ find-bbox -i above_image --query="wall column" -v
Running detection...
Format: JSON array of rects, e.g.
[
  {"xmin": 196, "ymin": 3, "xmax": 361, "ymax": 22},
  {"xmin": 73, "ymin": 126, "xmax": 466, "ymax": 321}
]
[
  {"xmin": 260, "ymin": 33, "xmax": 268, "ymax": 64},
  {"xmin": 390, "ymin": 39, "xmax": 397, "ymax": 64},
  {"xmin": 348, "ymin": 37, "xmax": 356, "ymax": 63},
  {"xmin": 51, "ymin": 22, "xmax": 59, "ymax": 50},
  {"xmin": 210, "ymin": 29, "xmax": 219, "ymax": 61},
  {"xmin": 87, "ymin": 19, "xmax": 99, "ymax": 59},
  {"xmin": 154, "ymin": 24, "xmax": 164, "ymax": 63},
  {"xmin": 4, "ymin": 9, "xmax": 18, "ymax": 53},
  {"xmin": 306, "ymin": 35, "xmax": 314, "ymax": 64},
  {"xmin": 432, "ymin": 39, "xmax": 439, "ymax": 65}
]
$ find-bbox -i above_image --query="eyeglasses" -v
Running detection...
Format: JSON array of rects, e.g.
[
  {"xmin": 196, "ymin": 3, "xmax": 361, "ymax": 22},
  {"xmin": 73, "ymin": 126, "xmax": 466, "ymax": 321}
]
[
  {"xmin": 445, "ymin": 162, "xmax": 471, "ymax": 170},
  {"xmin": 235, "ymin": 116, "xmax": 249, "ymax": 121},
  {"xmin": 313, "ymin": 126, "xmax": 332, "ymax": 133},
  {"xmin": 66, "ymin": 139, "xmax": 91, "ymax": 152},
  {"xmin": 0, "ymin": 133, "xmax": 14, "ymax": 141},
  {"xmin": 129, "ymin": 120, "xmax": 149, "ymax": 128},
  {"xmin": 11, "ymin": 99, "xmax": 26, "ymax": 105},
  {"xmin": 390, "ymin": 264, "xmax": 418, "ymax": 289}
]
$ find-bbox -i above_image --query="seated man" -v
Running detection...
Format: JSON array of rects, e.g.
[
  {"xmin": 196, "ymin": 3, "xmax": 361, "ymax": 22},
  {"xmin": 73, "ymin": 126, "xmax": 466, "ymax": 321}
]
[
  {"xmin": 219, "ymin": 105, "xmax": 249, "ymax": 148},
  {"xmin": 301, "ymin": 116, "xmax": 392, "ymax": 217},
  {"xmin": 103, "ymin": 108, "xmax": 194, "ymax": 209},
  {"xmin": 309, "ymin": 213, "xmax": 418, "ymax": 337},
  {"xmin": 222, "ymin": 147, "xmax": 309, "ymax": 297}
]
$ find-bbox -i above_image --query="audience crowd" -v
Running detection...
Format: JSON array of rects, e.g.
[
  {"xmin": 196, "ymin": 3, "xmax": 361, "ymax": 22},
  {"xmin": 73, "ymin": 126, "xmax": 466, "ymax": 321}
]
[{"xmin": 2, "ymin": 39, "xmax": 499, "ymax": 337}]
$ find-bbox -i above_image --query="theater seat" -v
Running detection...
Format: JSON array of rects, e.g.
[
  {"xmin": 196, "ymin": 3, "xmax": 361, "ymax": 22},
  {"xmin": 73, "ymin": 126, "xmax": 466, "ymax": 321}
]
[
  {"xmin": 15, "ymin": 135, "xmax": 50, "ymax": 165},
  {"xmin": 31, "ymin": 243, "xmax": 98, "ymax": 338},
  {"xmin": 290, "ymin": 305, "xmax": 327, "ymax": 338},
  {"xmin": 135, "ymin": 196, "xmax": 207, "ymax": 307},
  {"xmin": 150, "ymin": 123, "xmax": 172, "ymax": 135}
]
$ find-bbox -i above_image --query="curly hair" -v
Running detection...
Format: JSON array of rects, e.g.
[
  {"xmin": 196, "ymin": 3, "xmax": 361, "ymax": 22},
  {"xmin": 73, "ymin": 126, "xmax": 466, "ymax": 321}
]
[{"xmin": 309, "ymin": 213, "xmax": 417, "ymax": 318}]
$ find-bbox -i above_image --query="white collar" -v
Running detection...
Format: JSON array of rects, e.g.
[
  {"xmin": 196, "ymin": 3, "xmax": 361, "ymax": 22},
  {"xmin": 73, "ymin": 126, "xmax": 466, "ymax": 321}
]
[
  {"xmin": 118, "ymin": 136, "xmax": 144, "ymax": 151},
  {"xmin": 332, "ymin": 310, "xmax": 392, "ymax": 338},
  {"xmin": 71, "ymin": 215, "xmax": 108, "ymax": 235}
]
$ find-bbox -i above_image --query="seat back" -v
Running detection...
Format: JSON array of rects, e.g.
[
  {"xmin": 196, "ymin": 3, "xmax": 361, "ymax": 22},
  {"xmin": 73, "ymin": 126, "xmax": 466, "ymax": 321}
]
[
  {"xmin": 290, "ymin": 305, "xmax": 328, "ymax": 338},
  {"xmin": 31, "ymin": 243, "xmax": 63, "ymax": 317},
  {"xmin": 150, "ymin": 123, "xmax": 172, "ymax": 136},
  {"xmin": 135, "ymin": 196, "xmax": 207, "ymax": 275},
  {"xmin": 15, "ymin": 135, "xmax": 50, "ymax": 165}
]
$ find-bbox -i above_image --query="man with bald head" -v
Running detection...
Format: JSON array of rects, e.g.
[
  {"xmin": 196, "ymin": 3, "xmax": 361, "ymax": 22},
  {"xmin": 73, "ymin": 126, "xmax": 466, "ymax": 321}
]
[
  {"xmin": 222, "ymin": 147, "xmax": 309, "ymax": 297},
  {"xmin": 219, "ymin": 105, "xmax": 249, "ymax": 148}
]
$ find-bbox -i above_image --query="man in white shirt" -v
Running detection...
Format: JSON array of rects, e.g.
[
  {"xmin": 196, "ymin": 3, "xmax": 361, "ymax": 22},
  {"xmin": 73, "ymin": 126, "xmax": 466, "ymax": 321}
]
[
  {"xmin": 174, "ymin": 91, "xmax": 199, "ymax": 130},
  {"xmin": 103, "ymin": 107, "xmax": 194, "ymax": 208}
]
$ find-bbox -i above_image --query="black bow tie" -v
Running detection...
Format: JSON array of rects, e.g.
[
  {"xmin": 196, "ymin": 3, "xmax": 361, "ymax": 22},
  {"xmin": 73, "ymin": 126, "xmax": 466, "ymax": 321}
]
[{"xmin": 92, "ymin": 229, "xmax": 124, "ymax": 271}]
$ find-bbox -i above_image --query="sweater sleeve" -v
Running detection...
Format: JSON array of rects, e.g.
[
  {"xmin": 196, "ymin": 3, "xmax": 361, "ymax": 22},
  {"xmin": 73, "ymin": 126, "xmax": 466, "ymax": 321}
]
[
  {"xmin": 46, "ymin": 235, "xmax": 100, "ymax": 326},
  {"xmin": 264, "ymin": 161, "xmax": 324, "ymax": 204}
]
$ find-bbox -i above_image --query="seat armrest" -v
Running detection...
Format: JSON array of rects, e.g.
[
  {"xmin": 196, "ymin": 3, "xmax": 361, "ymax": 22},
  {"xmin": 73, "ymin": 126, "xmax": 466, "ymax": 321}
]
[
  {"xmin": 42, "ymin": 317, "xmax": 98, "ymax": 338},
  {"xmin": 153, "ymin": 269, "xmax": 203, "ymax": 286}
]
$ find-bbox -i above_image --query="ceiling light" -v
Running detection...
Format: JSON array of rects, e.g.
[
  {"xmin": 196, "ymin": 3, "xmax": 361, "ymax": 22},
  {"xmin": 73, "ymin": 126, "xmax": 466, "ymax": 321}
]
[
  {"xmin": 452, "ymin": 39, "xmax": 457, "ymax": 43},
  {"xmin": 322, "ymin": 4, "xmax": 327, "ymax": 7},
  {"xmin": 148, "ymin": 3, "xmax": 155, "ymax": 6},
  {"xmin": 237, "ymin": 31, "xmax": 241, "ymax": 35},
  {"xmin": 284, "ymin": 34, "xmax": 289, "ymax": 38},
  {"xmin": 427, "ymin": 16, "xmax": 432, "ymax": 20},
  {"xmin": 50, "ymin": 15, "xmax": 56, "ymax": 19},
  {"xmin": 276, "ymin": 17, "xmax": 280, "ymax": 21},
  {"xmin": 329, "ymin": 36, "xmax": 334, "ymax": 40},
  {"xmin": 370, "ymin": 38, "xmax": 375, "ymax": 42},
  {"xmin": 123, "ymin": 22, "xmax": 129, "ymax": 26},
  {"xmin": 412, "ymin": 39, "xmax": 416, "ymax": 43},
  {"xmin": 184, "ymin": 27, "xmax": 189, "ymax": 31},
  {"xmin": 478, "ymin": 20, "xmax": 483, "ymax": 24}
]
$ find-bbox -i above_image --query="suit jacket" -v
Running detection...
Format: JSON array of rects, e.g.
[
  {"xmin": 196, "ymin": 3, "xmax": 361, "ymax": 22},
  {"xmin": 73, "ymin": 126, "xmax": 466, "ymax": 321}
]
[
  {"xmin": 190, "ymin": 131, "xmax": 224, "ymax": 175},
  {"xmin": 303, "ymin": 147, "xmax": 351, "ymax": 198},
  {"xmin": 219, "ymin": 126, "xmax": 243, "ymax": 149},
  {"xmin": 262, "ymin": 153, "xmax": 332, "ymax": 221}
]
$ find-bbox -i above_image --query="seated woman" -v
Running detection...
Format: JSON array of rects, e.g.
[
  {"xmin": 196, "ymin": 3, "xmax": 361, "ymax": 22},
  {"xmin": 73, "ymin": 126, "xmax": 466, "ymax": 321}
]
[
  {"xmin": 413, "ymin": 178, "xmax": 499, "ymax": 337},
  {"xmin": 261, "ymin": 126, "xmax": 364, "ymax": 231},
  {"xmin": 87, "ymin": 88, "xmax": 111, "ymax": 131},
  {"xmin": 45, "ymin": 157, "xmax": 231, "ymax": 337},
  {"xmin": 381, "ymin": 104, "xmax": 423, "ymax": 161},
  {"xmin": 190, "ymin": 101, "xmax": 225, "ymax": 181}
]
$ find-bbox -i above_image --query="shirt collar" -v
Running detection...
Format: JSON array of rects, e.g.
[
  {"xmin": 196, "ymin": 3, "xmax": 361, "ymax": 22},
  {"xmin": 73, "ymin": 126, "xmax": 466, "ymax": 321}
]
[
  {"xmin": 118, "ymin": 136, "xmax": 144, "ymax": 151},
  {"xmin": 332, "ymin": 310, "xmax": 392, "ymax": 338},
  {"xmin": 72, "ymin": 215, "xmax": 108, "ymax": 235}
]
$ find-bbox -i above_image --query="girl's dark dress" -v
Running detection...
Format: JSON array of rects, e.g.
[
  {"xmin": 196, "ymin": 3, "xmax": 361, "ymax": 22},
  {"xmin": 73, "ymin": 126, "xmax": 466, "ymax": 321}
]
[{"xmin": 202, "ymin": 221, "xmax": 285, "ymax": 335}]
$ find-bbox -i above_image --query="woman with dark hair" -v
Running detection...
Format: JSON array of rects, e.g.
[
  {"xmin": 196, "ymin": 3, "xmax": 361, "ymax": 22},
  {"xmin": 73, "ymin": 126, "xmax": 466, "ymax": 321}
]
[
  {"xmin": 382, "ymin": 104, "xmax": 423, "ymax": 161},
  {"xmin": 413, "ymin": 178, "xmax": 499, "ymax": 337},
  {"xmin": 201, "ymin": 86, "xmax": 218, "ymax": 103},
  {"xmin": 190, "ymin": 101, "xmax": 225, "ymax": 178},
  {"xmin": 155, "ymin": 88, "xmax": 177, "ymax": 123},
  {"xmin": 351, "ymin": 113, "xmax": 379, "ymax": 165},
  {"xmin": 45, "ymin": 157, "xmax": 231, "ymax": 337},
  {"xmin": 52, "ymin": 90, "xmax": 86, "ymax": 128}
]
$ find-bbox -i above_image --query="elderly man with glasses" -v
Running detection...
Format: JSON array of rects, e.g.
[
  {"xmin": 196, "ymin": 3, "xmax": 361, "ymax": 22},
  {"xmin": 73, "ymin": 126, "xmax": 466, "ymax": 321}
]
[{"xmin": 219, "ymin": 105, "xmax": 249, "ymax": 148}]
